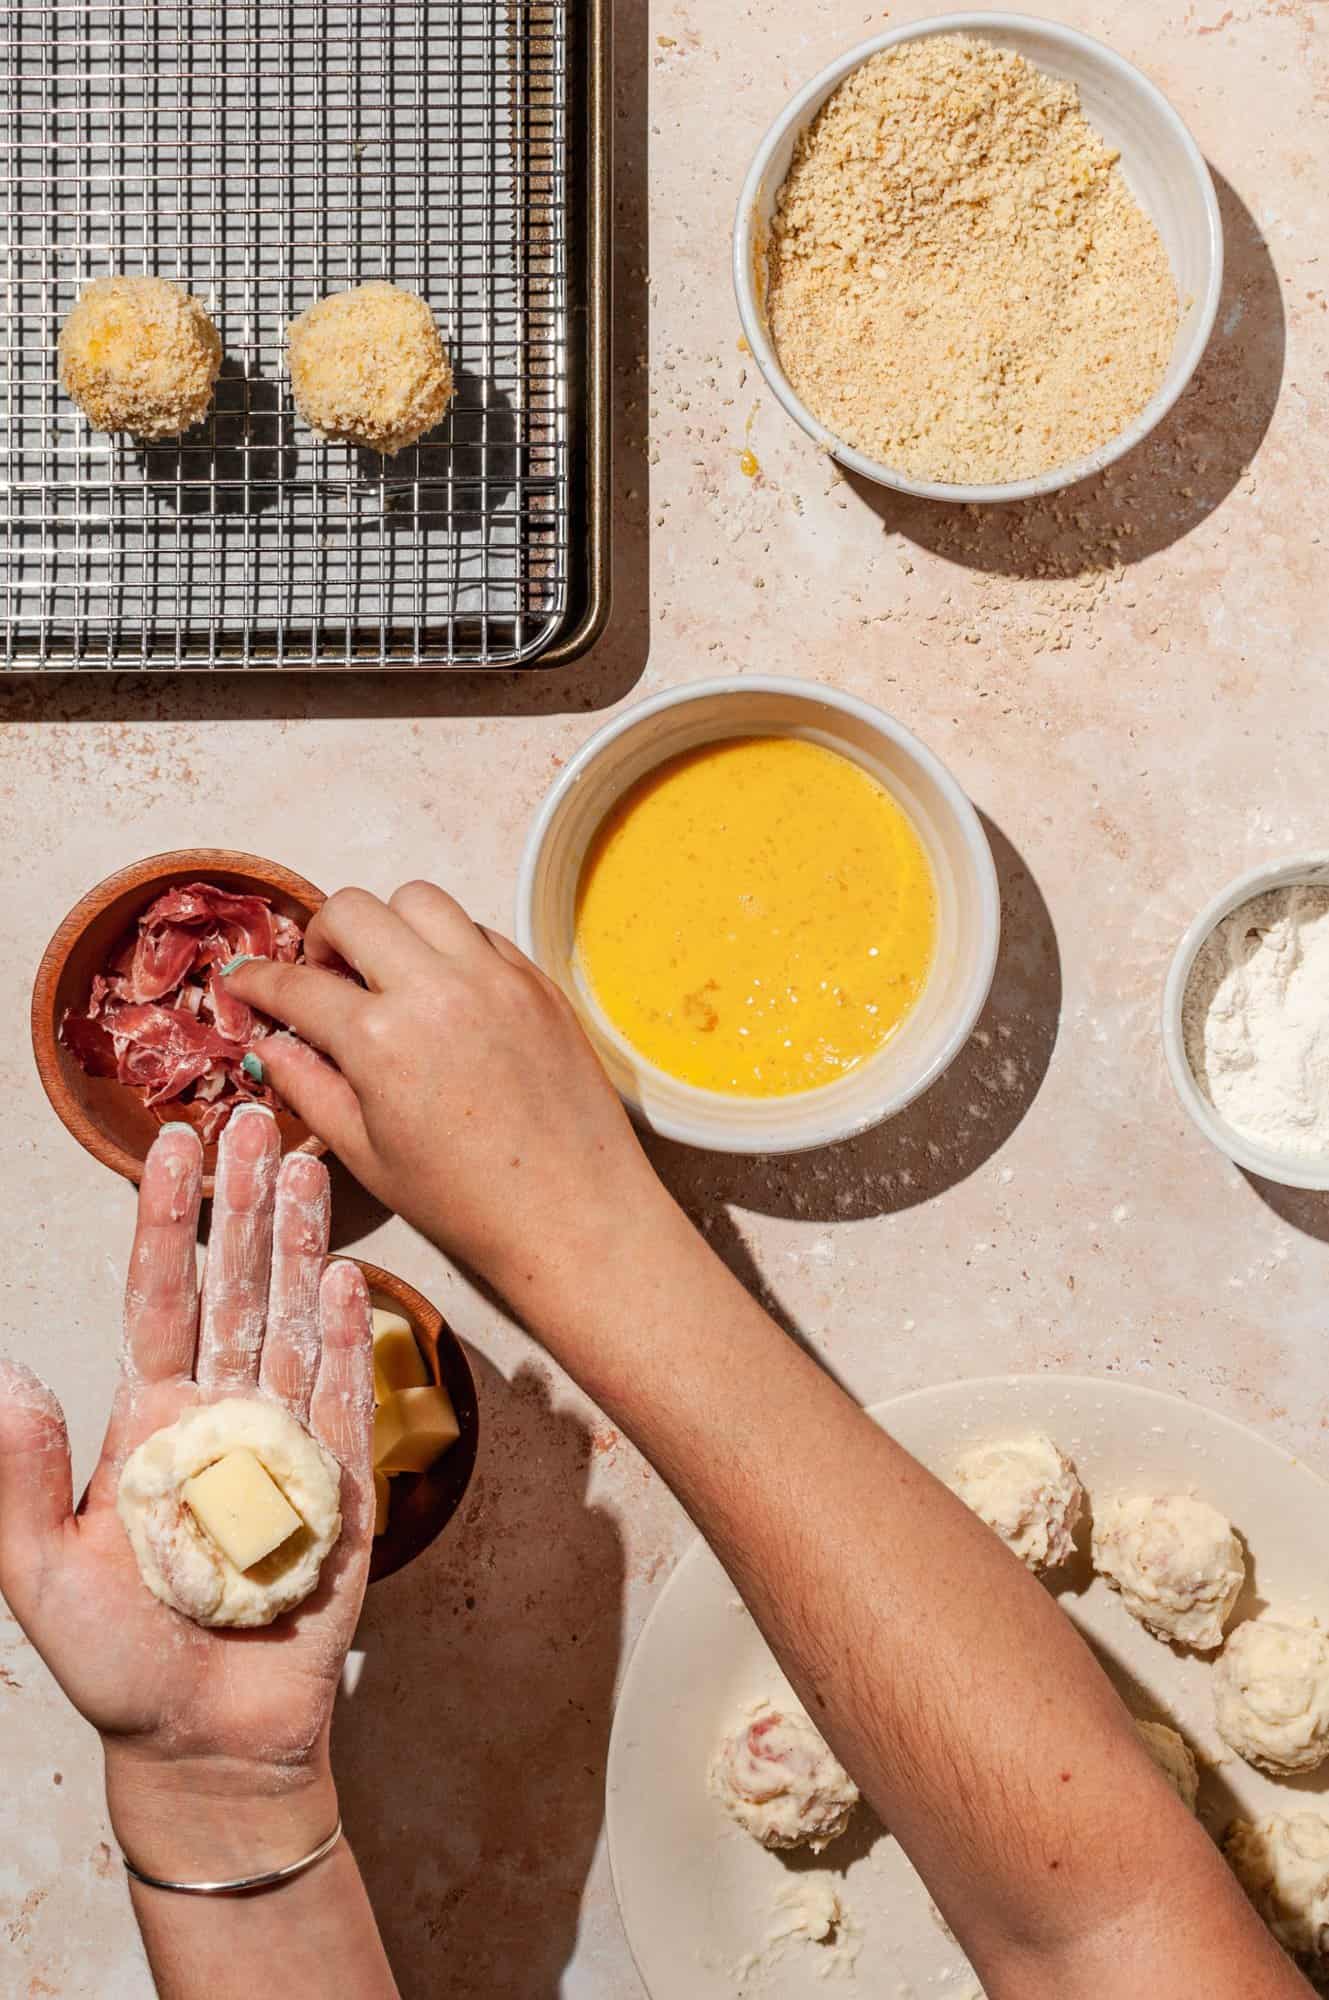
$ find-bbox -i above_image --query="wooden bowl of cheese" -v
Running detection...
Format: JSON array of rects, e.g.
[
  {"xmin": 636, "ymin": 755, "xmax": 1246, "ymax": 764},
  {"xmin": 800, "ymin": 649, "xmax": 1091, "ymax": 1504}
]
[{"xmin": 357, "ymin": 1260, "xmax": 479, "ymax": 1585}]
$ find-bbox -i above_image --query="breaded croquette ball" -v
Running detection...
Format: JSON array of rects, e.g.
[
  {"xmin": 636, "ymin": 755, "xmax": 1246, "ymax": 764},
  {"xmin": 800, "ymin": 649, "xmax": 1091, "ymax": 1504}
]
[
  {"xmin": 286, "ymin": 282, "xmax": 453, "ymax": 456},
  {"xmin": 58, "ymin": 275, "xmax": 222, "ymax": 440}
]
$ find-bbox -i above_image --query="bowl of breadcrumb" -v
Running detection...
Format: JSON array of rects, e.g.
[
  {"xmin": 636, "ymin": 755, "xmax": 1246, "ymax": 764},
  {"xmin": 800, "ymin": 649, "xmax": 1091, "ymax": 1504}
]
[{"xmin": 734, "ymin": 14, "xmax": 1222, "ymax": 504}]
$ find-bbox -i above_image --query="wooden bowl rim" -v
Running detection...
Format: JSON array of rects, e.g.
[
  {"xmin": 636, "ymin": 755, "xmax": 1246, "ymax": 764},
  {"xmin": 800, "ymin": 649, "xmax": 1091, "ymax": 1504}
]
[
  {"xmin": 31, "ymin": 847, "xmax": 327, "ymax": 1195},
  {"xmin": 354, "ymin": 1258, "xmax": 480, "ymax": 1585}
]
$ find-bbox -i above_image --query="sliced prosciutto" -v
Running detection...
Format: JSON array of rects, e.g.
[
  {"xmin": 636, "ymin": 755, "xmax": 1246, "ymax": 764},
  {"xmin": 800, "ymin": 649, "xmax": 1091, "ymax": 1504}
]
[
  {"xmin": 125, "ymin": 883, "xmax": 294, "ymax": 1002},
  {"xmin": 60, "ymin": 880, "xmax": 309, "ymax": 1143},
  {"xmin": 207, "ymin": 965, "xmax": 255, "ymax": 1045},
  {"xmin": 104, "ymin": 1003, "xmax": 229, "ymax": 1105}
]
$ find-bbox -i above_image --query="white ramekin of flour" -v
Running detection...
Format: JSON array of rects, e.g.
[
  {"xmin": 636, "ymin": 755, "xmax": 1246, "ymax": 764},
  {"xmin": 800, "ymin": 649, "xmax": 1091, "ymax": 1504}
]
[{"xmin": 1164, "ymin": 856, "xmax": 1329, "ymax": 1191}]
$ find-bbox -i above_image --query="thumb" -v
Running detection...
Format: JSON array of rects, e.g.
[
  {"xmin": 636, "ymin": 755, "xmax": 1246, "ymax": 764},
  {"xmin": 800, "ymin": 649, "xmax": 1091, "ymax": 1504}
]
[
  {"xmin": 0, "ymin": 1358, "xmax": 73, "ymax": 1624},
  {"xmin": 254, "ymin": 1032, "xmax": 371, "ymax": 1163}
]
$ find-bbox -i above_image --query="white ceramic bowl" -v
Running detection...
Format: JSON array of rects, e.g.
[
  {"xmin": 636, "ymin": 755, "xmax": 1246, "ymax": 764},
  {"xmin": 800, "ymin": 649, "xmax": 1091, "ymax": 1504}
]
[
  {"xmin": 516, "ymin": 677, "xmax": 1000, "ymax": 1155},
  {"xmin": 733, "ymin": 12, "xmax": 1223, "ymax": 505},
  {"xmin": 1163, "ymin": 855, "xmax": 1329, "ymax": 1192}
]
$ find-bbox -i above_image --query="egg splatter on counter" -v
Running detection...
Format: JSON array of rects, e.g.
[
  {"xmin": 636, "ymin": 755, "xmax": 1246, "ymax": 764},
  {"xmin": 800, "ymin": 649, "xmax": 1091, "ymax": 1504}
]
[{"xmin": 574, "ymin": 736, "xmax": 935, "ymax": 1096}]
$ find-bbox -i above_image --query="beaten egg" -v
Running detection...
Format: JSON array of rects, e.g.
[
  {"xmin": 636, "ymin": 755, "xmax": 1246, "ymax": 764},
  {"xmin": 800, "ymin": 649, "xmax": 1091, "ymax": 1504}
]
[{"xmin": 574, "ymin": 736, "xmax": 936, "ymax": 1096}]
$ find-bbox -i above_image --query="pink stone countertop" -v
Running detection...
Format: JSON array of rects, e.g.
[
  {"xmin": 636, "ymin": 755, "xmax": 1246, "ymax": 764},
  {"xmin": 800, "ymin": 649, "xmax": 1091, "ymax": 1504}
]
[{"xmin": 2, "ymin": 0, "xmax": 1327, "ymax": 1993}]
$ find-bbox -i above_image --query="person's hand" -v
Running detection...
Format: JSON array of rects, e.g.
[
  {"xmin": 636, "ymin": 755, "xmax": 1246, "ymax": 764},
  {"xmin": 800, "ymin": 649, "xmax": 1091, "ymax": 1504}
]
[
  {"xmin": 221, "ymin": 884, "xmax": 675, "ymax": 1314},
  {"xmin": 0, "ymin": 1110, "xmax": 374, "ymax": 1880}
]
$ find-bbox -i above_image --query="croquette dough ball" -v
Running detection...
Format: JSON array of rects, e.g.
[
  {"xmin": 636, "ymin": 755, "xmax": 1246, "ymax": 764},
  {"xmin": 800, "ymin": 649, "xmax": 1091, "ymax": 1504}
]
[
  {"xmin": 117, "ymin": 1397, "xmax": 342, "ymax": 1629},
  {"xmin": 58, "ymin": 275, "xmax": 222, "ymax": 440},
  {"xmin": 1214, "ymin": 1618, "xmax": 1329, "ymax": 1775},
  {"xmin": 710, "ymin": 1700, "xmax": 859, "ymax": 1853},
  {"xmin": 1134, "ymin": 1719, "xmax": 1200, "ymax": 1812},
  {"xmin": 948, "ymin": 1432, "xmax": 1084, "ymax": 1573},
  {"xmin": 1091, "ymin": 1493, "xmax": 1244, "ymax": 1652},
  {"xmin": 287, "ymin": 282, "xmax": 453, "ymax": 455},
  {"xmin": 1224, "ymin": 1813, "xmax": 1329, "ymax": 1971}
]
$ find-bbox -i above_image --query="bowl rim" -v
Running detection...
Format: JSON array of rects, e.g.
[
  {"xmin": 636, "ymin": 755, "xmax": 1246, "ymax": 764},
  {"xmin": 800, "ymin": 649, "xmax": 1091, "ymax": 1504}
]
[
  {"xmin": 732, "ymin": 10, "xmax": 1224, "ymax": 506},
  {"xmin": 357, "ymin": 1257, "xmax": 480, "ymax": 1586},
  {"xmin": 31, "ymin": 846, "xmax": 328, "ymax": 1194},
  {"xmin": 514, "ymin": 674, "xmax": 1001, "ymax": 1152},
  {"xmin": 1161, "ymin": 853, "xmax": 1329, "ymax": 1192}
]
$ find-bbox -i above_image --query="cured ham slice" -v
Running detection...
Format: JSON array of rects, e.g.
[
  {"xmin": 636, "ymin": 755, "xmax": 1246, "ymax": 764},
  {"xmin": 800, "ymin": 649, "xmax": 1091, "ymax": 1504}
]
[
  {"xmin": 61, "ymin": 881, "xmax": 309, "ymax": 1142},
  {"xmin": 60, "ymin": 1008, "xmax": 118, "ymax": 1077},
  {"xmin": 130, "ymin": 916, "xmax": 202, "ymax": 1005},
  {"xmin": 207, "ymin": 965, "xmax": 254, "ymax": 1045},
  {"xmin": 129, "ymin": 882, "xmax": 278, "ymax": 1002},
  {"xmin": 107, "ymin": 1003, "xmax": 230, "ymax": 1105}
]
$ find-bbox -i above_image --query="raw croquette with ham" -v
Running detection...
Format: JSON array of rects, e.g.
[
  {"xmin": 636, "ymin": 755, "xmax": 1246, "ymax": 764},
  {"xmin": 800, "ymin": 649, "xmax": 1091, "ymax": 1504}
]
[{"xmin": 60, "ymin": 882, "xmax": 305, "ymax": 1143}]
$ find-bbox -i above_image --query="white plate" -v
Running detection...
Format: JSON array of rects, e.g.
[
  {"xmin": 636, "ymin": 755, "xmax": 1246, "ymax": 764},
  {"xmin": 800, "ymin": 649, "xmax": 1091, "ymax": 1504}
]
[{"xmin": 606, "ymin": 1376, "xmax": 1329, "ymax": 1999}]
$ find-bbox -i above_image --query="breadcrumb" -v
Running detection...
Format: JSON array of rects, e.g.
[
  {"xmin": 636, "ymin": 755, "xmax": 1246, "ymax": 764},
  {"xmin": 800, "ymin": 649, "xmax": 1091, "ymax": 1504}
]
[
  {"xmin": 766, "ymin": 35, "xmax": 1178, "ymax": 485},
  {"xmin": 287, "ymin": 282, "xmax": 454, "ymax": 456},
  {"xmin": 58, "ymin": 275, "xmax": 222, "ymax": 440}
]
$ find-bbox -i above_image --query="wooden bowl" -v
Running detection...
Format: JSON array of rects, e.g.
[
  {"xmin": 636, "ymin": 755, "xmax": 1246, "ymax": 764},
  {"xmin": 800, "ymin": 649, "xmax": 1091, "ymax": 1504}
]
[
  {"xmin": 31, "ymin": 848, "xmax": 327, "ymax": 1198},
  {"xmin": 358, "ymin": 1260, "xmax": 479, "ymax": 1584}
]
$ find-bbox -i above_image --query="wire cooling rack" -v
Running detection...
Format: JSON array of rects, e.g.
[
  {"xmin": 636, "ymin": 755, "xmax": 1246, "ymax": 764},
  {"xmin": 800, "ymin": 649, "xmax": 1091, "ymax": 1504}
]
[{"xmin": 1, "ymin": 0, "xmax": 590, "ymax": 669}]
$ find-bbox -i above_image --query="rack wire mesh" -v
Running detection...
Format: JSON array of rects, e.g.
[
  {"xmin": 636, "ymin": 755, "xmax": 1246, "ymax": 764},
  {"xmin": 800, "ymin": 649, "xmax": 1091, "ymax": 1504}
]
[{"xmin": 1, "ymin": 0, "xmax": 576, "ymax": 668}]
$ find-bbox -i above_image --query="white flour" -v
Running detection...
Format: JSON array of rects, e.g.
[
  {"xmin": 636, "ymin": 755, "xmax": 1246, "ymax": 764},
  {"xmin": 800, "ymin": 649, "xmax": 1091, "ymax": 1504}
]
[
  {"xmin": 1182, "ymin": 885, "xmax": 1329, "ymax": 1158},
  {"xmin": 730, "ymin": 1879, "xmax": 863, "ymax": 1990}
]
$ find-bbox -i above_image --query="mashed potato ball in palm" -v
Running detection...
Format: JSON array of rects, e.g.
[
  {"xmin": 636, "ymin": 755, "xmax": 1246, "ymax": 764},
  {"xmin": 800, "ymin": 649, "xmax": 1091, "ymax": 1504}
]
[
  {"xmin": 287, "ymin": 282, "xmax": 453, "ymax": 455},
  {"xmin": 58, "ymin": 275, "xmax": 221, "ymax": 440}
]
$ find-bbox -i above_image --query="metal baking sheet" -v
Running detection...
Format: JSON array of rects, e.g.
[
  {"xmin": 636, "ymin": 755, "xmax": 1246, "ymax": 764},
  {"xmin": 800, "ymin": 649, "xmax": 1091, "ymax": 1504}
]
[{"xmin": 0, "ymin": 0, "xmax": 607, "ymax": 668}]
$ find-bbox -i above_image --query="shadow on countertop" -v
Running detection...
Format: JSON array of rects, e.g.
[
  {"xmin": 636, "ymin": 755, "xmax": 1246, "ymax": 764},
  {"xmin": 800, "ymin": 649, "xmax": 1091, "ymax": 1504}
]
[
  {"xmin": 845, "ymin": 169, "xmax": 1284, "ymax": 578},
  {"xmin": 325, "ymin": 1154, "xmax": 394, "ymax": 1252},
  {"xmin": 644, "ymin": 815, "xmax": 1060, "ymax": 1228},
  {"xmin": 1241, "ymin": 1172, "xmax": 1329, "ymax": 1245},
  {"xmin": 335, "ymin": 1350, "xmax": 627, "ymax": 2000}
]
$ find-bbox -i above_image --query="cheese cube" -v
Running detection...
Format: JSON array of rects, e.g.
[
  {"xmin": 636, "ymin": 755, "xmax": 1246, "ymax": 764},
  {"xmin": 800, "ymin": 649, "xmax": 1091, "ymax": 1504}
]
[
  {"xmin": 373, "ymin": 1386, "xmax": 460, "ymax": 1475},
  {"xmin": 373, "ymin": 1470, "xmax": 391, "ymax": 1538},
  {"xmin": 183, "ymin": 1449, "xmax": 302, "ymax": 1572},
  {"xmin": 371, "ymin": 1307, "xmax": 428, "ymax": 1405}
]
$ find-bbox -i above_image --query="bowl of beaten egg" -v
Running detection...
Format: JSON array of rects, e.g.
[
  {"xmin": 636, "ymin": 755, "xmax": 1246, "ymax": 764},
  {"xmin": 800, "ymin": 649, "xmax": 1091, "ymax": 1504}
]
[{"xmin": 516, "ymin": 679, "xmax": 999, "ymax": 1154}]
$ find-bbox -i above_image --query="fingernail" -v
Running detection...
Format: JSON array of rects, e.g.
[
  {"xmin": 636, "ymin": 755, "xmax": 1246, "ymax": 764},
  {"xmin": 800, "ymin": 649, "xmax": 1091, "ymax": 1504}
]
[
  {"xmin": 219, "ymin": 954, "xmax": 255, "ymax": 976},
  {"xmin": 323, "ymin": 1258, "xmax": 367, "ymax": 1303},
  {"xmin": 240, "ymin": 1052, "xmax": 266, "ymax": 1084},
  {"xmin": 229, "ymin": 1091, "xmax": 272, "ymax": 1113},
  {"xmin": 159, "ymin": 1121, "xmax": 195, "ymax": 1135}
]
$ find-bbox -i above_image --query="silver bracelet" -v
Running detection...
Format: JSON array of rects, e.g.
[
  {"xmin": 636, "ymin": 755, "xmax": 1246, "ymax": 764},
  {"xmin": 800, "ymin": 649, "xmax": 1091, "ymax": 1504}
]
[{"xmin": 123, "ymin": 1816, "xmax": 343, "ymax": 1896}]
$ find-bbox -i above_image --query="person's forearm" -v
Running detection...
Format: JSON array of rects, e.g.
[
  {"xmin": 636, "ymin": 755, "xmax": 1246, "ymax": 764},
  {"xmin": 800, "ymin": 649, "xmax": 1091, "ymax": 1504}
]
[
  {"xmin": 509, "ymin": 1191, "xmax": 1305, "ymax": 2000},
  {"xmin": 210, "ymin": 895, "xmax": 1301, "ymax": 1993},
  {"xmin": 106, "ymin": 1747, "xmax": 399, "ymax": 2000}
]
